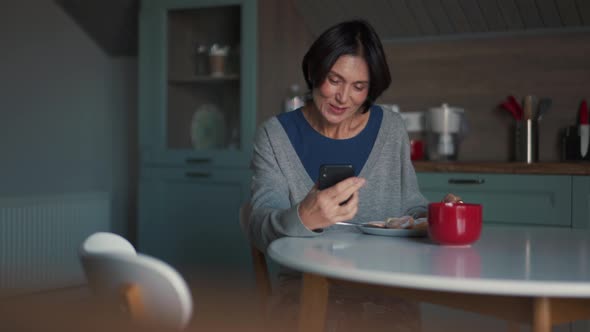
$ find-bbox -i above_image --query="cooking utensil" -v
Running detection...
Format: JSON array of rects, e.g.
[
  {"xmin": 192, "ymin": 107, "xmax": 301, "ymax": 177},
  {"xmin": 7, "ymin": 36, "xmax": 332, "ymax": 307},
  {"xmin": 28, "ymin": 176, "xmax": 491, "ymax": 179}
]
[
  {"xmin": 535, "ymin": 98, "xmax": 552, "ymax": 121},
  {"xmin": 508, "ymin": 95, "xmax": 523, "ymax": 118},
  {"xmin": 523, "ymin": 96, "xmax": 533, "ymax": 121},
  {"xmin": 335, "ymin": 221, "xmax": 384, "ymax": 228},
  {"xmin": 500, "ymin": 101, "xmax": 521, "ymax": 120},
  {"xmin": 335, "ymin": 221, "xmax": 359, "ymax": 227},
  {"xmin": 517, "ymin": 95, "xmax": 537, "ymax": 164}
]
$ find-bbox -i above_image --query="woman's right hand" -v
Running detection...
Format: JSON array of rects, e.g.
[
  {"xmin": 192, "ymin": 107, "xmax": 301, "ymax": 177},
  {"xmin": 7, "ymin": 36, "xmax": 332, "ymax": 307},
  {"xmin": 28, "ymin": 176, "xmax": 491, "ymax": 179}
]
[
  {"xmin": 442, "ymin": 193, "xmax": 463, "ymax": 203},
  {"xmin": 298, "ymin": 177, "xmax": 366, "ymax": 230}
]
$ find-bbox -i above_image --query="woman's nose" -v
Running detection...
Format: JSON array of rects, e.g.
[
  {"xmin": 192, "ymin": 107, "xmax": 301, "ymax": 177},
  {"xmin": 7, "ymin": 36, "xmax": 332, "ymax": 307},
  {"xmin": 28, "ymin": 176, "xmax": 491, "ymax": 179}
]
[{"xmin": 335, "ymin": 85, "xmax": 349, "ymax": 104}]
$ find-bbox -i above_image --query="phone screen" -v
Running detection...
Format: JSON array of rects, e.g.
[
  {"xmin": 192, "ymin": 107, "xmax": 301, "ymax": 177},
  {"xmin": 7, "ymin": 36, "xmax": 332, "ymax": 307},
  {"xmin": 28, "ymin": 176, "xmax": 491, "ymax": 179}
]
[{"xmin": 318, "ymin": 164, "xmax": 355, "ymax": 190}]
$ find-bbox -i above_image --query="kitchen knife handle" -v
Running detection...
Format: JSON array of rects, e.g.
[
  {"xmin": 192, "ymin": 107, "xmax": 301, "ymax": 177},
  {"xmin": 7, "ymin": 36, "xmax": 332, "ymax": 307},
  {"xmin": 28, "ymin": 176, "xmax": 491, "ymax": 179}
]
[{"xmin": 448, "ymin": 178, "xmax": 485, "ymax": 185}]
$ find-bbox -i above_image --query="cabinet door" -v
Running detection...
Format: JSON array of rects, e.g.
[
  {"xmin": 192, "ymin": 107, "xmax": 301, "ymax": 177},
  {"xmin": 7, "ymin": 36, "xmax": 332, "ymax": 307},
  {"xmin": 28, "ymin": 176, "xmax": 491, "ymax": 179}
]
[
  {"xmin": 138, "ymin": 167, "xmax": 253, "ymax": 278},
  {"xmin": 417, "ymin": 173, "xmax": 572, "ymax": 227},
  {"xmin": 139, "ymin": 0, "xmax": 257, "ymax": 167},
  {"xmin": 572, "ymin": 176, "xmax": 590, "ymax": 229}
]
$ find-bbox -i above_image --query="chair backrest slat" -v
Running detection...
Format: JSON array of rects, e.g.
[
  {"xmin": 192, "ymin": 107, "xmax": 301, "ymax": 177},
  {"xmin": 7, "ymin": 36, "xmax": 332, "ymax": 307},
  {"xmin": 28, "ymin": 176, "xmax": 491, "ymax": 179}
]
[{"xmin": 239, "ymin": 203, "xmax": 272, "ymax": 315}]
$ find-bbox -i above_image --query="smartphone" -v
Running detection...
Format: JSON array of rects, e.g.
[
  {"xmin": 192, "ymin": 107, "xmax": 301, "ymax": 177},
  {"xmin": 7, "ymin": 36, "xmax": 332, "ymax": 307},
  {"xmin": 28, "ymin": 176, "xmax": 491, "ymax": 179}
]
[{"xmin": 318, "ymin": 164, "xmax": 355, "ymax": 190}]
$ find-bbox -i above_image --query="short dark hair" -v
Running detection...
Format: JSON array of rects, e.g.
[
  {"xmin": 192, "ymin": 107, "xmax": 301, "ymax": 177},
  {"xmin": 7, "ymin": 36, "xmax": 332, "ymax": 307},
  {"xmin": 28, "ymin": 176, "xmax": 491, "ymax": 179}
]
[{"xmin": 302, "ymin": 20, "xmax": 391, "ymax": 113}]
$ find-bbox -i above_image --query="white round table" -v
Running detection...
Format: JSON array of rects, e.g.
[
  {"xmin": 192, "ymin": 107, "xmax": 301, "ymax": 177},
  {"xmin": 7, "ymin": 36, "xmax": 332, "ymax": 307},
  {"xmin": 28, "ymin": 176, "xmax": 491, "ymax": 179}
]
[{"xmin": 268, "ymin": 226, "xmax": 590, "ymax": 332}]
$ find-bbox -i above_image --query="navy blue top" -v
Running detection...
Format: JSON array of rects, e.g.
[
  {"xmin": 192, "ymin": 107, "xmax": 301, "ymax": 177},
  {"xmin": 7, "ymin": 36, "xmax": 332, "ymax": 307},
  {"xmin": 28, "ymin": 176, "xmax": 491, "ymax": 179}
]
[{"xmin": 277, "ymin": 106, "xmax": 383, "ymax": 183}]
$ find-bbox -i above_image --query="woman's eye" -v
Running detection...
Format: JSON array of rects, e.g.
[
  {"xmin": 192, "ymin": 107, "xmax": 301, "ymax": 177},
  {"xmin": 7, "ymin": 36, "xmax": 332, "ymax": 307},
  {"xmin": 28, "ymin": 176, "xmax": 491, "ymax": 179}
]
[
  {"xmin": 353, "ymin": 84, "xmax": 366, "ymax": 91},
  {"xmin": 328, "ymin": 78, "xmax": 339, "ymax": 84}
]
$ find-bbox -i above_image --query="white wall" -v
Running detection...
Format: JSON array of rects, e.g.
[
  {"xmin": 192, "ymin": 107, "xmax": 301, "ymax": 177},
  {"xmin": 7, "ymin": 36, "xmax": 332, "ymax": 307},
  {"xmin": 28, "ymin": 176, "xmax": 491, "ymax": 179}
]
[{"xmin": 0, "ymin": 0, "xmax": 136, "ymax": 236}]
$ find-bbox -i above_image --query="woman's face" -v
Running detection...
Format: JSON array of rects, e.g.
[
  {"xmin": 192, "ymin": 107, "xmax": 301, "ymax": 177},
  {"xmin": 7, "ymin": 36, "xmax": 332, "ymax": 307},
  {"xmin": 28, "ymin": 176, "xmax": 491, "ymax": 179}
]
[{"xmin": 311, "ymin": 55, "xmax": 370, "ymax": 125}]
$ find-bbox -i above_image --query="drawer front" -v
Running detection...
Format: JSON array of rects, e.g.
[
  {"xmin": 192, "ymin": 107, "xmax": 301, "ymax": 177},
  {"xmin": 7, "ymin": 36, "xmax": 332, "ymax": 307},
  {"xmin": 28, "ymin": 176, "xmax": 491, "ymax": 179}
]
[
  {"xmin": 141, "ymin": 149, "xmax": 252, "ymax": 169},
  {"xmin": 140, "ymin": 166, "xmax": 252, "ymax": 183},
  {"xmin": 138, "ymin": 166, "xmax": 253, "ymax": 274},
  {"xmin": 417, "ymin": 173, "xmax": 572, "ymax": 227}
]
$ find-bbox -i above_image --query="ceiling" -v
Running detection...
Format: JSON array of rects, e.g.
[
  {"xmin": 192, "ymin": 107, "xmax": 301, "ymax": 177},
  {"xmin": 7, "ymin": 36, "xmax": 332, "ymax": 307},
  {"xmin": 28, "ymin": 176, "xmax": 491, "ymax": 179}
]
[
  {"xmin": 55, "ymin": 0, "xmax": 138, "ymax": 56},
  {"xmin": 54, "ymin": 0, "xmax": 590, "ymax": 57},
  {"xmin": 294, "ymin": 0, "xmax": 590, "ymax": 40}
]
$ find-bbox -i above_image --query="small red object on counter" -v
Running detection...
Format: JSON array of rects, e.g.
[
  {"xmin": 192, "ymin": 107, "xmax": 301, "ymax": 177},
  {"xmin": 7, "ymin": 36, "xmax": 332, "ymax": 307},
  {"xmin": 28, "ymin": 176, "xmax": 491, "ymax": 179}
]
[{"xmin": 410, "ymin": 140, "xmax": 424, "ymax": 160}]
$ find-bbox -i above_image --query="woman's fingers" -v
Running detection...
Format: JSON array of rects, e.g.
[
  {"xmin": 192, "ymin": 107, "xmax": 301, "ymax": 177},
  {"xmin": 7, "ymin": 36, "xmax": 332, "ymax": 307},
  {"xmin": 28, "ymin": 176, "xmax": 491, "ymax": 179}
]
[
  {"xmin": 443, "ymin": 193, "xmax": 462, "ymax": 203},
  {"xmin": 332, "ymin": 191, "xmax": 359, "ymax": 221},
  {"xmin": 320, "ymin": 178, "xmax": 364, "ymax": 222},
  {"xmin": 326, "ymin": 177, "xmax": 366, "ymax": 203},
  {"xmin": 299, "ymin": 178, "xmax": 365, "ymax": 229}
]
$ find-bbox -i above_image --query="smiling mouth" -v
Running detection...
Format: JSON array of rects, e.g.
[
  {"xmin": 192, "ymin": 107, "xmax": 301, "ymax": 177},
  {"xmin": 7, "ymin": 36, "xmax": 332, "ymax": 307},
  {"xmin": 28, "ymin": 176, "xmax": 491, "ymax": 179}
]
[{"xmin": 329, "ymin": 104, "xmax": 348, "ymax": 113}]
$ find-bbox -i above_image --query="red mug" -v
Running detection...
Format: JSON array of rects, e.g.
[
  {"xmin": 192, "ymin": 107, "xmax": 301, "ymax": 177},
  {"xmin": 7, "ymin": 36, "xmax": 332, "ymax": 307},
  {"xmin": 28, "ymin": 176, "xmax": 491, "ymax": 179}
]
[
  {"xmin": 428, "ymin": 202, "xmax": 483, "ymax": 246},
  {"xmin": 410, "ymin": 140, "xmax": 424, "ymax": 160}
]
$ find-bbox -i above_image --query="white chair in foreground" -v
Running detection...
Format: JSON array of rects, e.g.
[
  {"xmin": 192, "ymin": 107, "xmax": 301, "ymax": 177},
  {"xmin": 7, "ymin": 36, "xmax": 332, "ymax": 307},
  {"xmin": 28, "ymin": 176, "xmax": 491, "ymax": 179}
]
[{"xmin": 79, "ymin": 232, "xmax": 193, "ymax": 330}]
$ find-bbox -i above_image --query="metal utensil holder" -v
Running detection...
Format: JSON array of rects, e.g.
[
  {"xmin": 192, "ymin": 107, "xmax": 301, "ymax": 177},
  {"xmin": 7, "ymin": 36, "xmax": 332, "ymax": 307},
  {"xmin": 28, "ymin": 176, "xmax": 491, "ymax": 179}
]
[{"xmin": 515, "ymin": 120, "xmax": 538, "ymax": 163}]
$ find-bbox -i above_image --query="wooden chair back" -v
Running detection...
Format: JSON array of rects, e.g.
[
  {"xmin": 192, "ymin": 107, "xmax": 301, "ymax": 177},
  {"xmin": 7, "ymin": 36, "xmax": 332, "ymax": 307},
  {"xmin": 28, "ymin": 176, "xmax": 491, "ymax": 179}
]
[{"xmin": 239, "ymin": 204, "xmax": 272, "ymax": 314}]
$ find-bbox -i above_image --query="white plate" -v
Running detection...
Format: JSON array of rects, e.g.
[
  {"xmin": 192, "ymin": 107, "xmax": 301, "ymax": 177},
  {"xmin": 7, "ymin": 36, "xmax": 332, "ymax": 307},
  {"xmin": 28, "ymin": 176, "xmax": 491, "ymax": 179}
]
[
  {"xmin": 190, "ymin": 104, "xmax": 225, "ymax": 149},
  {"xmin": 358, "ymin": 221, "xmax": 427, "ymax": 237}
]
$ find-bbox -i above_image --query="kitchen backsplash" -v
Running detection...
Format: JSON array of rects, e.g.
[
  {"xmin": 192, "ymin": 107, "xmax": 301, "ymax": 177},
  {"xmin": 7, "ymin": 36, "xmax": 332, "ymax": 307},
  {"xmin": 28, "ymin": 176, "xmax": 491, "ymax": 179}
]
[{"xmin": 379, "ymin": 31, "xmax": 590, "ymax": 162}]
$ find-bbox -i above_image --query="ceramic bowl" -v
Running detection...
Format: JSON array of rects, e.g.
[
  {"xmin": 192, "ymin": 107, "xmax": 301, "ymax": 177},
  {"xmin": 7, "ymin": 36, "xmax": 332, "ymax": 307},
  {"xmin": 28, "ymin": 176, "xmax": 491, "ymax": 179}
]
[{"xmin": 428, "ymin": 202, "xmax": 483, "ymax": 246}]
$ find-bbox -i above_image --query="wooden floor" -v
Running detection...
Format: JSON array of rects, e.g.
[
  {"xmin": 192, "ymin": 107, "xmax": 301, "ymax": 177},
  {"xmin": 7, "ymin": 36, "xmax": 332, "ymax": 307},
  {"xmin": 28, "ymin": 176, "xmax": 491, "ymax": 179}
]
[{"xmin": 0, "ymin": 276, "xmax": 276, "ymax": 332}]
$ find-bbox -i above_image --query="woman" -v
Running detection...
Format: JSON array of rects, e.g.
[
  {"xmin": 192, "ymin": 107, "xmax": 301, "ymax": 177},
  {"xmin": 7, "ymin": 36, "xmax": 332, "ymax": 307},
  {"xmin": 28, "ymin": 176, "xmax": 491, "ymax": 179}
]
[
  {"xmin": 248, "ymin": 19, "xmax": 458, "ymax": 252},
  {"xmin": 248, "ymin": 19, "xmax": 457, "ymax": 331}
]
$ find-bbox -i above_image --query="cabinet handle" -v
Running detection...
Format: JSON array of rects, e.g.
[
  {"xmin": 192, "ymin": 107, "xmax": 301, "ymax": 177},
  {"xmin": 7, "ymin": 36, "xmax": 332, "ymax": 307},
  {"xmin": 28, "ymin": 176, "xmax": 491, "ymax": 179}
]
[
  {"xmin": 186, "ymin": 158, "xmax": 211, "ymax": 164},
  {"xmin": 448, "ymin": 178, "xmax": 485, "ymax": 185},
  {"xmin": 185, "ymin": 172, "xmax": 211, "ymax": 178}
]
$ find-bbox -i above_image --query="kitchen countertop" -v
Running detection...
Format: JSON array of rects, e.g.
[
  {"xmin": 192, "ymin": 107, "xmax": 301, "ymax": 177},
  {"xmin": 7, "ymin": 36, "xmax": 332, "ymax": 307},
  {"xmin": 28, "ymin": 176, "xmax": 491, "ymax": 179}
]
[{"xmin": 412, "ymin": 161, "xmax": 590, "ymax": 175}]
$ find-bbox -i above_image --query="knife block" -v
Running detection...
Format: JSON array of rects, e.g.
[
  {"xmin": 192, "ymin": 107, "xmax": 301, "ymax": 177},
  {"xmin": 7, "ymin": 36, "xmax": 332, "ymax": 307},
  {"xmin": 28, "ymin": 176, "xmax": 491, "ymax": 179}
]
[{"xmin": 562, "ymin": 126, "xmax": 590, "ymax": 161}]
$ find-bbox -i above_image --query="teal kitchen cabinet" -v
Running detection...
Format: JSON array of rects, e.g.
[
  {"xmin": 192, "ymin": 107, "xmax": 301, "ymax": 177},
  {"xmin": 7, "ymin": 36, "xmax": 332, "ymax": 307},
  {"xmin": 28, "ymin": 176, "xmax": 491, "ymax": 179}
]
[
  {"xmin": 573, "ymin": 176, "xmax": 590, "ymax": 229},
  {"xmin": 417, "ymin": 173, "xmax": 574, "ymax": 228},
  {"xmin": 139, "ymin": 0, "xmax": 257, "ymax": 168},
  {"xmin": 138, "ymin": 167, "xmax": 253, "ymax": 275},
  {"xmin": 137, "ymin": 0, "xmax": 257, "ymax": 275}
]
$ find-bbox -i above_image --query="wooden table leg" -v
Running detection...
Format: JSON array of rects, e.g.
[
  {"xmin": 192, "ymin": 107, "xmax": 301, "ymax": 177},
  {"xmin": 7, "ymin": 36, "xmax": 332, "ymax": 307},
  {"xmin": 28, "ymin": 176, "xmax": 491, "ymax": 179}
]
[
  {"xmin": 533, "ymin": 297, "xmax": 551, "ymax": 332},
  {"xmin": 298, "ymin": 273, "xmax": 329, "ymax": 332}
]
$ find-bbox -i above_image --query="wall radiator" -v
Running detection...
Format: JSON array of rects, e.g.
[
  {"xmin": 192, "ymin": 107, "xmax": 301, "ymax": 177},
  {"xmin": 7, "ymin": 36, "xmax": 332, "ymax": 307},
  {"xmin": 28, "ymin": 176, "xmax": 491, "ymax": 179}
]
[{"xmin": 0, "ymin": 192, "xmax": 110, "ymax": 295}]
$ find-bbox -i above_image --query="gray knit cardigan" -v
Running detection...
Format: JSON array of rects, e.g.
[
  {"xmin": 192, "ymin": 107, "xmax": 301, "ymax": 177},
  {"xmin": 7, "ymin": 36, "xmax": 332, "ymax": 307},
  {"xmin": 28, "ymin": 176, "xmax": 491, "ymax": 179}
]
[{"xmin": 248, "ymin": 108, "xmax": 428, "ymax": 252}]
